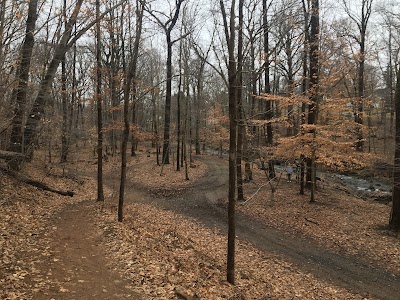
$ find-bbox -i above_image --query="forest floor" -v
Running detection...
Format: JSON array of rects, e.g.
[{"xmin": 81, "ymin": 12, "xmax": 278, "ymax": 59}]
[{"xmin": 1, "ymin": 149, "xmax": 399, "ymax": 299}]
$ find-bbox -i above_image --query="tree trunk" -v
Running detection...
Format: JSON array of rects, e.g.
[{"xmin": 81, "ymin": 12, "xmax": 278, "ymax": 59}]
[
  {"xmin": 7, "ymin": 0, "xmax": 39, "ymax": 170},
  {"xmin": 263, "ymin": 0, "xmax": 275, "ymax": 179},
  {"xmin": 355, "ymin": 31, "xmax": 365, "ymax": 152},
  {"xmin": 95, "ymin": 0, "xmax": 104, "ymax": 202},
  {"xmin": 176, "ymin": 35, "xmax": 183, "ymax": 171},
  {"xmin": 61, "ymin": 55, "xmax": 69, "ymax": 163},
  {"xmin": 23, "ymin": 0, "xmax": 85, "ymax": 161},
  {"xmin": 220, "ymin": 0, "xmax": 237, "ymax": 285},
  {"xmin": 300, "ymin": 0, "xmax": 309, "ymax": 195},
  {"xmin": 236, "ymin": 0, "xmax": 244, "ymax": 202},
  {"xmin": 390, "ymin": 68, "xmax": 400, "ymax": 231},
  {"xmin": 118, "ymin": 0, "xmax": 143, "ymax": 222},
  {"xmin": 306, "ymin": 0, "xmax": 319, "ymax": 193}
]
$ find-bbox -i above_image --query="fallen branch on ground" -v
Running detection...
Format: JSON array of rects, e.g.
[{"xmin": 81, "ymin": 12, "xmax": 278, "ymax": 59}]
[
  {"xmin": 0, "ymin": 150, "xmax": 25, "ymax": 160},
  {"xmin": 0, "ymin": 167, "xmax": 75, "ymax": 197}
]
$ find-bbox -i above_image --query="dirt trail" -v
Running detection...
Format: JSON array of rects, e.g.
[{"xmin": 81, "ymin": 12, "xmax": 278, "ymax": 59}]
[
  {"xmin": 118, "ymin": 155, "xmax": 400, "ymax": 300},
  {"xmin": 29, "ymin": 201, "xmax": 140, "ymax": 300},
  {"xmin": 42, "ymin": 157, "xmax": 400, "ymax": 300}
]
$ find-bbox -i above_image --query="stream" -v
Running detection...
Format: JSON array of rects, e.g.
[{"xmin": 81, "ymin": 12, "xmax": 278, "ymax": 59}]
[
  {"xmin": 204, "ymin": 148, "xmax": 393, "ymax": 203},
  {"xmin": 328, "ymin": 172, "xmax": 392, "ymax": 203}
]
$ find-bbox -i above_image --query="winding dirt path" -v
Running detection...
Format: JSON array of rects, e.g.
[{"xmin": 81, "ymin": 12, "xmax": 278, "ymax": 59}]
[
  {"xmin": 28, "ymin": 201, "xmax": 141, "ymax": 299},
  {"xmin": 119, "ymin": 155, "xmax": 400, "ymax": 300},
  {"xmin": 36, "ymin": 155, "xmax": 399, "ymax": 299}
]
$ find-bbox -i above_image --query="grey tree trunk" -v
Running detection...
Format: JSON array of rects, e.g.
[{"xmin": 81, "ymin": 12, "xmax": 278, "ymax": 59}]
[
  {"xmin": 23, "ymin": 0, "xmax": 85, "ymax": 161},
  {"xmin": 7, "ymin": 0, "xmax": 38, "ymax": 170},
  {"xmin": 118, "ymin": 0, "xmax": 144, "ymax": 222},
  {"xmin": 236, "ymin": 0, "xmax": 244, "ymax": 201},
  {"xmin": 95, "ymin": 0, "xmax": 104, "ymax": 202},
  {"xmin": 220, "ymin": 0, "xmax": 237, "ymax": 285}
]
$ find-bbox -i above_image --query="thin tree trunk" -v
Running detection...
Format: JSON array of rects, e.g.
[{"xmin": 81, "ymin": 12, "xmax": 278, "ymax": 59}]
[
  {"xmin": 263, "ymin": 0, "xmax": 275, "ymax": 179},
  {"xmin": 95, "ymin": 0, "xmax": 104, "ymax": 201},
  {"xmin": 220, "ymin": 0, "xmax": 237, "ymax": 285},
  {"xmin": 61, "ymin": 55, "xmax": 68, "ymax": 162},
  {"xmin": 236, "ymin": 0, "xmax": 244, "ymax": 201},
  {"xmin": 118, "ymin": 0, "xmax": 143, "ymax": 222},
  {"xmin": 300, "ymin": 0, "xmax": 309, "ymax": 195},
  {"xmin": 176, "ymin": 35, "xmax": 183, "ymax": 171},
  {"xmin": 61, "ymin": 0, "xmax": 68, "ymax": 163},
  {"xmin": 157, "ymin": 2, "xmax": 184, "ymax": 164}
]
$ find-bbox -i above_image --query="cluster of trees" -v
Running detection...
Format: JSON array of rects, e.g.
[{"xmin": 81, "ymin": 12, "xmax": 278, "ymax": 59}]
[{"xmin": 1, "ymin": 0, "xmax": 400, "ymax": 282}]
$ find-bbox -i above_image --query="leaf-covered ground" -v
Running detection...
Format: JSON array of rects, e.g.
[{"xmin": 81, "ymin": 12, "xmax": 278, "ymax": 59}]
[
  {"xmin": 1, "ymin": 151, "xmax": 399, "ymax": 299},
  {"xmin": 0, "ymin": 163, "xmax": 93, "ymax": 299},
  {"xmin": 99, "ymin": 202, "xmax": 368, "ymax": 299},
  {"xmin": 238, "ymin": 166, "xmax": 400, "ymax": 275}
]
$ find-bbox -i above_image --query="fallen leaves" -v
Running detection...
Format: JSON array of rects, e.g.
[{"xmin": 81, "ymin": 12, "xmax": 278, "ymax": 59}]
[
  {"xmin": 97, "ymin": 202, "xmax": 368, "ymax": 299},
  {"xmin": 0, "ymin": 159, "xmax": 97, "ymax": 300},
  {"xmin": 238, "ymin": 167, "xmax": 400, "ymax": 275}
]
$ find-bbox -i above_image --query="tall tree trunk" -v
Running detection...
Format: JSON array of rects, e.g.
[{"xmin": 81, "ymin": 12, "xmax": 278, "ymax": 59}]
[
  {"xmin": 118, "ymin": 0, "xmax": 143, "ymax": 222},
  {"xmin": 220, "ymin": 0, "xmax": 237, "ymax": 285},
  {"xmin": 355, "ymin": 31, "xmax": 365, "ymax": 152},
  {"xmin": 7, "ymin": 0, "xmax": 39, "ymax": 170},
  {"xmin": 95, "ymin": 0, "xmax": 104, "ymax": 201},
  {"xmin": 177, "ymin": 87, "xmax": 181, "ymax": 171},
  {"xmin": 60, "ymin": 0, "xmax": 68, "ymax": 163},
  {"xmin": 61, "ymin": 55, "xmax": 69, "ymax": 162},
  {"xmin": 263, "ymin": 0, "xmax": 275, "ymax": 179},
  {"xmin": 300, "ymin": 0, "xmax": 309, "ymax": 195},
  {"xmin": 162, "ymin": 36, "xmax": 173, "ymax": 164},
  {"xmin": 390, "ymin": 68, "xmax": 400, "ymax": 231},
  {"xmin": 306, "ymin": 0, "xmax": 319, "ymax": 200},
  {"xmin": 155, "ymin": 1, "xmax": 183, "ymax": 164},
  {"xmin": 236, "ymin": 0, "xmax": 244, "ymax": 201},
  {"xmin": 23, "ymin": 0, "xmax": 85, "ymax": 161}
]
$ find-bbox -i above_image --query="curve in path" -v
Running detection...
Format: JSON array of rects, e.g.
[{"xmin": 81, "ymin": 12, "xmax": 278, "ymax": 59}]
[{"xmin": 123, "ymin": 155, "xmax": 399, "ymax": 300}]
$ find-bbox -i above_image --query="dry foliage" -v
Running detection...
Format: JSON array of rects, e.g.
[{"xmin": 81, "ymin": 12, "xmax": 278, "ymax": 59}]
[
  {"xmin": 1, "ymin": 150, "xmax": 398, "ymax": 299},
  {"xmin": 0, "ymin": 162, "xmax": 97, "ymax": 299},
  {"xmin": 98, "ymin": 202, "xmax": 367, "ymax": 299},
  {"xmin": 126, "ymin": 154, "xmax": 208, "ymax": 192},
  {"xmin": 239, "ymin": 167, "xmax": 400, "ymax": 275}
]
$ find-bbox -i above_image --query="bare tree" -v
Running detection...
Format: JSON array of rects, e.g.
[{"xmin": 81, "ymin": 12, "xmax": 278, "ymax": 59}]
[
  {"xmin": 220, "ymin": 0, "xmax": 237, "ymax": 285},
  {"xmin": 6, "ymin": 0, "xmax": 124, "ymax": 170},
  {"xmin": 342, "ymin": 0, "xmax": 373, "ymax": 151},
  {"xmin": 118, "ymin": 0, "xmax": 144, "ymax": 222},
  {"xmin": 146, "ymin": 0, "xmax": 185, "ymax": 164},
  {"xmin": 96, "ymin": 0, "xmax": 105, "ymax": 201},
  {"xmin": 263, "ymin": 0, "xmax": 275, "ymax": 179},
  {"xmin": 7, "ymin": 0, "xmax": 39, "ymax": 170},
  {"xmin": 307, "ymin": 0, "xmax": 319, "ymax": 202}
]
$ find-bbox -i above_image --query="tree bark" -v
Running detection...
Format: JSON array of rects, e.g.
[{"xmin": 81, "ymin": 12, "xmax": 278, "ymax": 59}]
[
  {"xmin": 61, "ymin": 0, "xmax": 69, "ymax": 163},
  {"xmin": 7, "ymin": 0, "xmax": 39, "ymax": 170},
  {"xmin": 300, "ymin": 0, "xmax": 309, "ymax": 195},
  {"xmin": 220, "ymin": 0, "xmax": 237, "ymax": 285},
  {"xmin": 23, "ymin": 0, "xmax": 85, "ymax": 161},
  {"xmin": 263, "ymin": 0, "xmax": 275, "ymax": 179},
  {"xmin": 154, "ymin": 0, "xmax": 184, "ymax": 165},
  {"xmin": 118, "ymin": 0, "xmax": 143, "ymax": 222},
  {"xmin": 236, "ymin": 0, "xmax": 244, "ymax": 202},
  {"xmin": 306, "ymin": 0, "xmax": 319, "ymax": 198},
  {"xmin": 390, "ymin": 68, "xmax": 400, "ymax": 231},
  {"xmin": 95, "ymin": 0, "xmax": 104, "ymax": 202}
]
